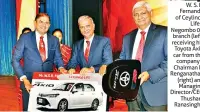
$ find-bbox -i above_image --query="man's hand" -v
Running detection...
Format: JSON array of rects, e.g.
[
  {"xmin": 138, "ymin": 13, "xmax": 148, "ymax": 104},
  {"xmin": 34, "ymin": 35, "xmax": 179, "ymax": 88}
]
[
  {"xmin": 68, "ymin": 69, "xmax": 76, "ymax": 74},
  {"xmin": 138, "ymin": 71, "xmax": 150, "ymax": 85},
  {"xmin": 23, "ymin": 78, "xmax": 32, "ymax": 93},
  {"xmin": 80, "ymin": 67, "xmax": 94, "ymax": 75},
  {"xmin": 99, "ymin": 65, "xmax": 107, "ymax": 76},
  {"xmin": 59, "ymin": 68, "xmax": 68, "ymax": 74}
]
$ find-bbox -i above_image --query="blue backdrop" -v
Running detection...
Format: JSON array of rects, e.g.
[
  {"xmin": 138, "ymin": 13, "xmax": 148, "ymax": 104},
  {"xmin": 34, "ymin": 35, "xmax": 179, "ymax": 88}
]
[
  {"xmin": 46, "ymin": 0, "xmax": 72, "ymax": 46},
  {"xmin": 0, "ymin": 0, "xmax": 16, "ymax": 75}
]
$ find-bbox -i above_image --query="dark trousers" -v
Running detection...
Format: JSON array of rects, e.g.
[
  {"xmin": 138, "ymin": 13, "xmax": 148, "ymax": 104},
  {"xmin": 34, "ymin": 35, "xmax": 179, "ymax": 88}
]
[
  {"xmin": 126, "ymin": 96, "xmax": 167, "ymax": 111},
  {"xmin": 22, "ymin": 89, "xmax": 29, "ymax": 111}
]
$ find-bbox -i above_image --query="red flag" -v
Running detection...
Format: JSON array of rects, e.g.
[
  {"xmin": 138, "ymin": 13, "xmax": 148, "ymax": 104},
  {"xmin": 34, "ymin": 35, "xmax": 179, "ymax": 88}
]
[{"xmin": 103, "ymin": 0, "xmax": 137, "ymax": 53}]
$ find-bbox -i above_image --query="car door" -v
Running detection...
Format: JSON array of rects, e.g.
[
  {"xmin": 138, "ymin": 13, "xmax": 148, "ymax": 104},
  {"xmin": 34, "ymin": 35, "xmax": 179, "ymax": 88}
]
[
  {"xmin": 83, "ymin": 84, "xmax": 96, "ymax": 105},
  {"xmin": 69, "ymin": 83, "xmax": 85, "ymax": 108}
]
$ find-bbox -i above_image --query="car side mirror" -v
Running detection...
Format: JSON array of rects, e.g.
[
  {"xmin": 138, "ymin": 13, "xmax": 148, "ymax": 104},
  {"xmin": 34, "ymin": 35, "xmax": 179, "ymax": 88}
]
[{"xmin": 71, "ymin": 88, "xmax": 78, "ymax": 94}]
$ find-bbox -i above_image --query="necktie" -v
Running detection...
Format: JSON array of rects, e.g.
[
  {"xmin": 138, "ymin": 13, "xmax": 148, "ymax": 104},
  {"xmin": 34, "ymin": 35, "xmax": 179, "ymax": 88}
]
[
  {"xmin": 84, "ymin": 41, "xmax": 90, "ymax": 63},
  {"xmin": 133, "ymin": 31, "xmax": 146, "ymax": 83},
  {"xmin": 39, "ymin": 36, "xmax": 46, "ymax": 62}
]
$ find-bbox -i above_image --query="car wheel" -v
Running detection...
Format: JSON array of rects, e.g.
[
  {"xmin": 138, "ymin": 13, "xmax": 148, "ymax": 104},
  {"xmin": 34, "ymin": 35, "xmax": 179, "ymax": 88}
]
[
  {"xmin": 91, "ymin": 99, "xmax": 99, "ymax": 110},
  {"xmin": 57, "ymin": 99, "xmax": 68, "ymax": 111}
]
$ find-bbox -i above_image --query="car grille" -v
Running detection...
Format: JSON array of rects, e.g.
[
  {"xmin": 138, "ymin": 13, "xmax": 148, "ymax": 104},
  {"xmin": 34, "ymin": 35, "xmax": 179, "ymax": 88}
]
[{"xmin": 37, "ymin": 97, "xmax": 50, "ymax": 106}]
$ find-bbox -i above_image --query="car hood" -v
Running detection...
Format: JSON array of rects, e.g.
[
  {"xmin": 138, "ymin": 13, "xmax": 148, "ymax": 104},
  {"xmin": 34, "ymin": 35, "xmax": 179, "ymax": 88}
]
[{"xmin": 40, "ymin": 90, "xmax": 70, "ymax": 95}]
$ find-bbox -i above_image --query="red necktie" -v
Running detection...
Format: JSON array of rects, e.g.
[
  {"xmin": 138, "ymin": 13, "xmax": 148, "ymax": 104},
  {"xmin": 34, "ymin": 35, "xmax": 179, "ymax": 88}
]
[
  {"xmin": 39, "ymin": 36, "xmax": 46, "ymax": 62},
  {"xmin": 84, "ymin": 41, "xmax": 90, "ymax": 63},
  {"xmin": 133, "ymin": 31, "xmax": 146, "ymax": 83}
]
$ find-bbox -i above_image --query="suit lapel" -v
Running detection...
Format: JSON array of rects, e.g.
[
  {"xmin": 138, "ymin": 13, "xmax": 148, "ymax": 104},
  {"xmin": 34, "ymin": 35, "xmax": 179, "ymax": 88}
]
[
  {"xmin": 80, "ymin": 40, "xmax": 87, "ymax": 66},
  {"xmin": 142, "ymin": 23, "xmax": 156, "ymax": 61},
  {"xmin": 31, "ymin": 32, "xmax": 43, "ymax": 62},
  {"xmin": 88, "ymin": 35, "xmax": 97, "ymax": 65},
  {"xmin": 46, "ymin": 34, "xmax": 51, "ymax": 61},
  {"xmin": 129, "ymin": 30, "xmax": 138, "ymax": 59}
]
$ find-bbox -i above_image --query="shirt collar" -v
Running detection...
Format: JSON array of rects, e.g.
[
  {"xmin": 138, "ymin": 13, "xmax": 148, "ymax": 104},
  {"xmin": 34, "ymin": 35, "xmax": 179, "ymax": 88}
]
[
  {"xmin": 84, "ymin": 34, "xmax": 94, "ymax": 43},
  {"xmin": 138, "ymin": 23, "xmax": 151, "ymax": 34},
  {"xmin": 35, "ymin": 30, "xmax": 47, "ymax": 38}
]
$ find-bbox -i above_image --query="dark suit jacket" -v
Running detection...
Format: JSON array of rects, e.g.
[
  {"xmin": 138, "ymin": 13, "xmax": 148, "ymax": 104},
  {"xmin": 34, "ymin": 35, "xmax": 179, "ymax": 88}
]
[
  {"xmin": 120, "ymin": 23, "xmax": 167, "ymax": 106},
  {"xmin": 12, "ymin": 31, "xmax": 64, "ymax": 88},
  {"xmin": 67, "ymin": 35, "xmax": 113, "ymax": 72}
]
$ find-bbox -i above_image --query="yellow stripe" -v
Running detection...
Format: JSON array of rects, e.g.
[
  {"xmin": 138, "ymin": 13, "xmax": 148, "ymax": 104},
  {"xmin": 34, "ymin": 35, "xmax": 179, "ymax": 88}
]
[
  {"xmin": 139, "ymin": 0, "xmax": 168, "ymax": 26},
  {"xmin": 17, "ymin": 0, "xmax": 36, "ymax": 39}
]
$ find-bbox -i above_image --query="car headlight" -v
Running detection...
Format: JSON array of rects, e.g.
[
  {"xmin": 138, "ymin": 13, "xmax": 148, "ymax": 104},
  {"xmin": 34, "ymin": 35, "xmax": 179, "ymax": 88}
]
[
  {"xmin": 39, "ymin": 93, "xmax": 59, "ymax": 98},
  {"xmin": 47, "ymin": 94, "xmax": 60, "ymax": 98}
]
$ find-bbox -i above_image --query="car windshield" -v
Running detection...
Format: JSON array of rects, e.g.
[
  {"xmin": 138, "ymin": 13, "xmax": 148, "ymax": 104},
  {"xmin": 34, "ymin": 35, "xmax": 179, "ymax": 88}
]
[{"xmin": 52, "ymin": 83, "xmax": 74, "ymax": 91}]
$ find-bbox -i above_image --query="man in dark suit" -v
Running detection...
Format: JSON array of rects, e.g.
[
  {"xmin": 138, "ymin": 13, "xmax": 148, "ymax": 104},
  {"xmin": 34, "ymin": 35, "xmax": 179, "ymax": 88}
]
[
  {"xmin": 119, "ymin": 1, "xmax": 167, "ymax": 111},
  {"xmin": 12, "ymin": 13, "xmax": 68, "ymax": 111},
  {"xmin": 67, "ymin": 15, "xmax": 113, "ymax": 75}
]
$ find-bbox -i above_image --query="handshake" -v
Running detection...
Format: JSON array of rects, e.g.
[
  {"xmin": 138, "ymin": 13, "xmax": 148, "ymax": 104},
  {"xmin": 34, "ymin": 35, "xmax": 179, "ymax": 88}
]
[{"xmin": 59, "ymin": 65, "xmax": 107, "ymax": 76}]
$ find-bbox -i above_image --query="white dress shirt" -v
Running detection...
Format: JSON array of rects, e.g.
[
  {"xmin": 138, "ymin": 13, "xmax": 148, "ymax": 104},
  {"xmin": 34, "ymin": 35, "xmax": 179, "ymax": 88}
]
[
  {"xmin": 84, "ymin": 34, "xmax": 94, "ymax": 54},
  {"xmin": 83, "ymin": 34, "xmax": 95, "ymax": 72},
  {"xmin": 131, "ymin": 24, "xmax": 151, "ymax": 59},
  {"xmin": 35, "ymin": 31, "xmax": 48, "ymax": 58}
]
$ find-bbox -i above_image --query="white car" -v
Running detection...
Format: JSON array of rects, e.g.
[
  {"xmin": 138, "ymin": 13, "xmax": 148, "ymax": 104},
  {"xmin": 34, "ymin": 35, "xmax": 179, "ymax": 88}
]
[{"xmin": 37, "ymin": 82, "xmax": 103, "ymax": 111}]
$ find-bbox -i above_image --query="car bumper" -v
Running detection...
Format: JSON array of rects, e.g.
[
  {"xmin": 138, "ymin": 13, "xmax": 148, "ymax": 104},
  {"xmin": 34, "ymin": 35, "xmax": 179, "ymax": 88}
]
[{"xmin": 37, "ymin": 97, "xmax": 58, "ymax": 109}]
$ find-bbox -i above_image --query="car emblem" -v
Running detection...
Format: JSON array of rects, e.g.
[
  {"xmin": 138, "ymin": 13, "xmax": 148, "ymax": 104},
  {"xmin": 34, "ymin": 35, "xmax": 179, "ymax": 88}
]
[
  {"xmin": 102, "ymin": 60, "xmax": 141, "ymax": 100},
  {"xmin": 119, "ymin": 71, "xmax": 130, "ymax": 87}
]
